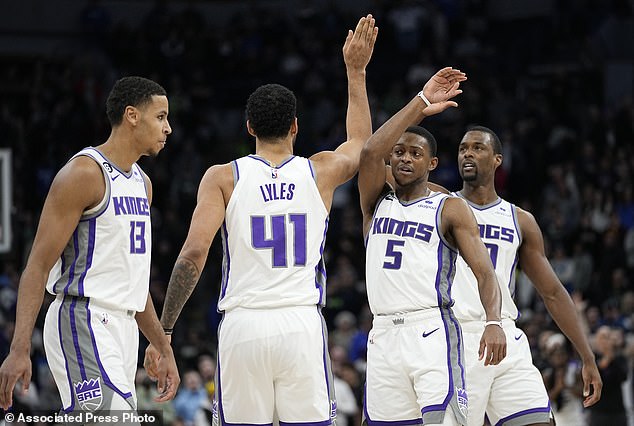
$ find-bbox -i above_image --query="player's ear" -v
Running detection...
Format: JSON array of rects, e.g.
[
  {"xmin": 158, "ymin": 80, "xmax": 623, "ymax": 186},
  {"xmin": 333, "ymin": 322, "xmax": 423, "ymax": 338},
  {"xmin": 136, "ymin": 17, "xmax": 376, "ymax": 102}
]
[
  {"xmin": 494, "ymin": 153, "xmax": 503, "ymax": 169},
  {"xmin": 124, "ymin": 106, "xmax": 139, "ymax": 126},
  {"xmin": 429, "ymin": 156, "xmax": 438, "ymax": 172},
  {"xmin": 290, "ymin": 117, "xmax": 298, "ymax": 136},
  {"xmin": 246, "ymin": 120, "xmax": 257, "ymax": 137}
]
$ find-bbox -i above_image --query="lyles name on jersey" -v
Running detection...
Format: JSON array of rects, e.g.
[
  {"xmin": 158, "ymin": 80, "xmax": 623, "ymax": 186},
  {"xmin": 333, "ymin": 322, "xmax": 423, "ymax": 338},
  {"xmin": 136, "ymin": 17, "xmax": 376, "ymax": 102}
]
[{"xmin": 259, "ymin": 182, "xmax": 296, "ymax": 203}]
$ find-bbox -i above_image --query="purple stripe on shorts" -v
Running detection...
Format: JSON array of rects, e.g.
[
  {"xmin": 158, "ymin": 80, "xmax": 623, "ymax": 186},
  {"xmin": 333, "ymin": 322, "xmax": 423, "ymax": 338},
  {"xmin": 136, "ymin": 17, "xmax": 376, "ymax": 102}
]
[
  {"xmin": 85, "ymin": 299, "xmax": 133, "ymax": 399},
  {"xmin": 69, "ymin": 296, "xmax": 87, "ymax": 381},
  {"xmin": 494, "ymin": 404, "xmax": 551, "ymax": 426},
  {"xmin": 58, "ymin": 296, "xmax": 75, "ymax": 413}
]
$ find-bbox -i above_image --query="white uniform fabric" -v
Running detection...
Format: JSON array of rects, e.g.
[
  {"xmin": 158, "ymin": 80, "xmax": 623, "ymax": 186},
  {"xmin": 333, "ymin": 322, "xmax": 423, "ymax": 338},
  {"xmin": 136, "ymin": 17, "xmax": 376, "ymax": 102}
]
[
  {"xmin": 452, "ymin": 194, "xmax": 551, "ymax": 425},
  {"xmin": 42, "ymin": 148, "xmax": 148, "ymax": 415},
  {"xmin": 44, "ymin": 297, "xmax": 139, "ymax": 414},
  {"xmin": 46, "ymin": 148, "xmax": 151, "ymax": 312},
  {"xmin": 213, "ymin": 155, "xmax": 334, "ymax": 425},
  {"xmin": 365, "ymin": 191, "xmax": 457, "ymax": 314},
  {"xmin": 451, "ymin": 196, "xmax": 520, "ymax": 322},
  {"xmin": 363, "ymin": 191, "xmax": 467, "ymax": 425},
  {"xmin": 218, "ymin": 155, "xmax": 329, "ymax": 311},
  {"xmin": 364, "ymin": 310, "xmax": 467, "ymax": 426}
]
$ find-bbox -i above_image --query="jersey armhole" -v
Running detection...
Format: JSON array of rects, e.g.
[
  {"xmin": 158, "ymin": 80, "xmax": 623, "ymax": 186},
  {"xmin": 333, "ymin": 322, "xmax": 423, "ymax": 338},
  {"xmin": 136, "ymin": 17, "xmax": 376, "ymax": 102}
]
[
  {"xmin": 308, "ymin": 158, "xmax": 317, "ymax": 183},
  {"xmin": 76, "ymin": 153, "xmax": 110, "ymax": 219},
  {"xmin": 436, "ymin": 196, "xmax": 458, "ymax": 253},
  {"xmin": 510, "ymin": 204, "xmax": 523, "ymax": 246},
  {"xmin": 231, "ymin": 160, "xmax": 240, "ymax": 188}
]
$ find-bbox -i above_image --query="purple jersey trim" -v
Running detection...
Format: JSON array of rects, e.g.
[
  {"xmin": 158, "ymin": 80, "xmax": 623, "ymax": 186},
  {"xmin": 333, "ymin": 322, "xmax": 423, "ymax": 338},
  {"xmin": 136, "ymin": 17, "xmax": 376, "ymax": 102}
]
[{"xmin": 76, "ymin": 218, "xmax": 96, "ymax": 296}]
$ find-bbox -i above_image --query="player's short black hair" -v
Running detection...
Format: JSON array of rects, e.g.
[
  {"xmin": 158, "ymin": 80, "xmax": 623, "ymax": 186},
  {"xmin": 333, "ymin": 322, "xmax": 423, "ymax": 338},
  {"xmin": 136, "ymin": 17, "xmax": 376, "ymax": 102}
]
[
  {"xmin": 405, "ymin": 126, "xmax": 437, "ymax": 157},
  {"xmin": 246, "ymin": 84, "xmax": 297, "ymax": 140},
  {"xmin": 106, "ymin": 76, "xmax": 167, "ymax": 127},
  {"xmin": 466, "ymin": 125, "xmax": 502, "ymax": 154}
]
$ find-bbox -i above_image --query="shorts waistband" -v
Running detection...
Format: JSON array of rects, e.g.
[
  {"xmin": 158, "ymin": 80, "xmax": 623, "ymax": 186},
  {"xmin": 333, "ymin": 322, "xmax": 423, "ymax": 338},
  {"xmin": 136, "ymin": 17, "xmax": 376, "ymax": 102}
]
[
  {"xmin": 459, "ymin": 318, "xmax": 515, "ymax": 333},
  {"xmin": 373, "ymin": 309, "xmax": 439, "ymax": 328},
  {"xmin": 56, "ymin": 294, "xmax": 136, "ymax": 318}
]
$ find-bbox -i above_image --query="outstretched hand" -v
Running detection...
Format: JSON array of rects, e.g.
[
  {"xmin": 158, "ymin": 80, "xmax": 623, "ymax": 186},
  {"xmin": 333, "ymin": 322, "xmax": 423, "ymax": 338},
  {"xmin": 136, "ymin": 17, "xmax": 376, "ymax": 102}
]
[
  {"xmin": 343, "ymin": 14, "xmax": 378, "ymax": 72},
  {"xmin": 421, "ymin": 67, "xmax": 467, "ymax": 116}
]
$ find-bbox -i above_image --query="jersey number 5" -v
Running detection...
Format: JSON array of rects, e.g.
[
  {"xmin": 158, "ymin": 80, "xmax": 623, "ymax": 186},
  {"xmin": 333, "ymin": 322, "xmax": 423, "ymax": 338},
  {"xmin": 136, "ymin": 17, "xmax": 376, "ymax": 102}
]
[
  {"xmin": 383, "ymin": 239, "xmax": 405, "ymax": 270},
  {"xmin": 251, "ymin": 214, "xmax": 307, "ymax": 267}
]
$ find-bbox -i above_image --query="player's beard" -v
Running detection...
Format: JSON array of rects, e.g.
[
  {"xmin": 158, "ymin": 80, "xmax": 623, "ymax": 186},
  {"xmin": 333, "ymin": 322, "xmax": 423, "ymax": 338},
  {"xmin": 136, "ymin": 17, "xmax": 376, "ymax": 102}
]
[{"xmin": 461, "ymin": 170, "xmax": 478, "ymax": 182}]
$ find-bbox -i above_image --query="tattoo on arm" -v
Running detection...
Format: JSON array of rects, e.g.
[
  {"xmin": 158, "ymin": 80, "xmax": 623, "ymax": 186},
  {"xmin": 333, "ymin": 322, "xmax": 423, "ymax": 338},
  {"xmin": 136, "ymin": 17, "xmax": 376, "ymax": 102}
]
[{"xmin": 161, "ymin": 256, "xmax": 200, "ymax": 329}]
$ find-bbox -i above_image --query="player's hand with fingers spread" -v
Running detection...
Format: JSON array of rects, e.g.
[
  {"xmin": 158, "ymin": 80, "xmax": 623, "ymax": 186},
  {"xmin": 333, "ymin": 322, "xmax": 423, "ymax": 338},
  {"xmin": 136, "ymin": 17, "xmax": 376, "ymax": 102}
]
[
  {"xmin": 0, "ymin": 352, "xmax": 32, "ymax": 410},
  {"xmin": 478, "ymin": 323, "xmax": 507, "ymax": 366},
  {"xmin": 343, "ymin": 14, "xmax": 378, "ymax": 72},
  {"xmin": 420, "ymin": 67, "xmax": 467, "ymax": 116},
  {"xmin": 581, "ymin": 361, "xmax": 602, "ymax": 407}
]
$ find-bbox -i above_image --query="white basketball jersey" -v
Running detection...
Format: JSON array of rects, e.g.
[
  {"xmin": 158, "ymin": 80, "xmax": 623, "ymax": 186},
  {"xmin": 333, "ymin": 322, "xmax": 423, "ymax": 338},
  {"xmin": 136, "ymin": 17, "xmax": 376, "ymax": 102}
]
[
  {"xmin": 451, "ymin": 193, "xmax": 521, "ymax": 321},
  {"xmin": 46, "ymin": 148, "xmax": 151, "ymax": 312},
  {"xmin": 365, "ymin": 191, "xmax": 458, "ymax": 315},
  {"xmin": 218, "ymin": 155, "xmax": 329, "ymax": 312}
]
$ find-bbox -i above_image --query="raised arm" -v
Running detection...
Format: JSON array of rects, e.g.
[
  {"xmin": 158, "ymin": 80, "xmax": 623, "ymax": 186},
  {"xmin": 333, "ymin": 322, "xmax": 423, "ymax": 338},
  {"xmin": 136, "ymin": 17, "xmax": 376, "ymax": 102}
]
[
  {"xmin": 517, "ymin": 207, "xmax": 602, "ymax": 407},
  {"xmin": 0, "ymin": 157, "xmax": 103, "ymax": 410},
  {"xmin": 310, "ymin": 15, "xmax": 377, "ymax": 208},
  {"xmin": 442, "ymin": 197, "xmax": 506, "ymax": 365},
  {"xmin": 359, "ymin": 68, "xmax": 466, "ymax": 231}
]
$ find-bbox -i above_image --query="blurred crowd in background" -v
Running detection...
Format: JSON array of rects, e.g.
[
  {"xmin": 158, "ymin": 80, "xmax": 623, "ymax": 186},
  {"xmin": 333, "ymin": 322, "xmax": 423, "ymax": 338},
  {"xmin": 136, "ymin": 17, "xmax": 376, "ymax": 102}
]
[{"xmin": 0, "ymin": 0, "xmax": 633, "ymax": 424}]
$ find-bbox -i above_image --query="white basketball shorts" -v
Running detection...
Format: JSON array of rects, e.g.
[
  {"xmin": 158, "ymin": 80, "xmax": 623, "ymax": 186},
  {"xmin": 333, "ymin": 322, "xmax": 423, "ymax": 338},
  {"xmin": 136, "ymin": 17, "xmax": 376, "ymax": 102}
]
[
  {"xmin": 43, "ymin": 295, "xmax": 139, "ymax": 414},
  {"xmin": 363, "ymin": 308, "xmax": 468, "ymax": 425},
  {"xmin": 460, "ymin": 319, "xmax": 552, "ymax": 426},
  {"xmin": 213, "ymin": 305, "xmax": 335, "ymax": 425}
]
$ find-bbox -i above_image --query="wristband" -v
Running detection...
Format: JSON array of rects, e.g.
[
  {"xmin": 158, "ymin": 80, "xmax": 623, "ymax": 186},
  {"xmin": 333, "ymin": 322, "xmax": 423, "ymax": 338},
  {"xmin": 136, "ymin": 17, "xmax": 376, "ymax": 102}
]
[
  {"xmin": 163, "ymin": 328, "xmax": 174, "ymax": 335},
  {"xmin": 484, "ymin": 320, "xmax": 503, "ymax": 328},
  {"xmin": 417, "ymin": 90, "xmax": 431, "ymax": 107}
]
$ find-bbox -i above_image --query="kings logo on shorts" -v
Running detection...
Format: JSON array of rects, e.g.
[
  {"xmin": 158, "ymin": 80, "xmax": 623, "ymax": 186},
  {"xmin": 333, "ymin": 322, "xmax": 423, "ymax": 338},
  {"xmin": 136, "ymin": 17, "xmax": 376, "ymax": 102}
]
[
  {"xmin": 74, "ymin": 377, "xmax": 103, "ymax": 411},
  {"xmin": 456, "ymin": 386, "xmax": 468, "ymax": 415}
]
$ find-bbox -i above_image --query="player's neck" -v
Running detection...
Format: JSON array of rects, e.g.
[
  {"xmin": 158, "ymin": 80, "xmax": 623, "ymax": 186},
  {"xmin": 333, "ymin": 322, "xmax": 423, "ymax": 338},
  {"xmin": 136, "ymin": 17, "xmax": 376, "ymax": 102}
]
[
  {"xmin": 396, "ymin": 181, "xmax": 430, "ymax": 202},
  {"xmin": 460, "ymin": 182, "xmax": 498, "ymax": 206},
  {"xmin": 255, "ymin": 137, "xmax": 294, "ymax": 166},
  {"xmin": 97, "ymin": 134, "xmax": 138, "ymax": 172}
]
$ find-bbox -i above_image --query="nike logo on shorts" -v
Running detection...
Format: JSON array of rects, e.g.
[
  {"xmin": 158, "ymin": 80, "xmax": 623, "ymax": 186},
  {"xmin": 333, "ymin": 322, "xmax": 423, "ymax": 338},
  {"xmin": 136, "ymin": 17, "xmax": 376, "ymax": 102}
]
[
  {"xmin": 422, "ymin": 327, "xmax": 439, "ymax": 338},
  {"xmin": 515, "ymin": 333, "xmax": 523, "ymax": 340}
]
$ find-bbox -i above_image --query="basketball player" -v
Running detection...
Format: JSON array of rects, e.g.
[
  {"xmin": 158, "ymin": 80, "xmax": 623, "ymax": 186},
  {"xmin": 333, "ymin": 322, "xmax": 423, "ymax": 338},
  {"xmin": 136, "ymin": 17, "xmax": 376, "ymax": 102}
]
[
  {"xmin": 0, "ymin": 77, "xmax": 180, "ymax": 418},
  {"xmin": 359, "ymin": 76, "xmax": 506, "ymax": 425},
  {"xmin": 451, "ymin": 126, "xmax": 602, "ymax": 425},
  {"xmin": 143, "ymin": 16, "xmax": 377, "ymax": 425}
]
